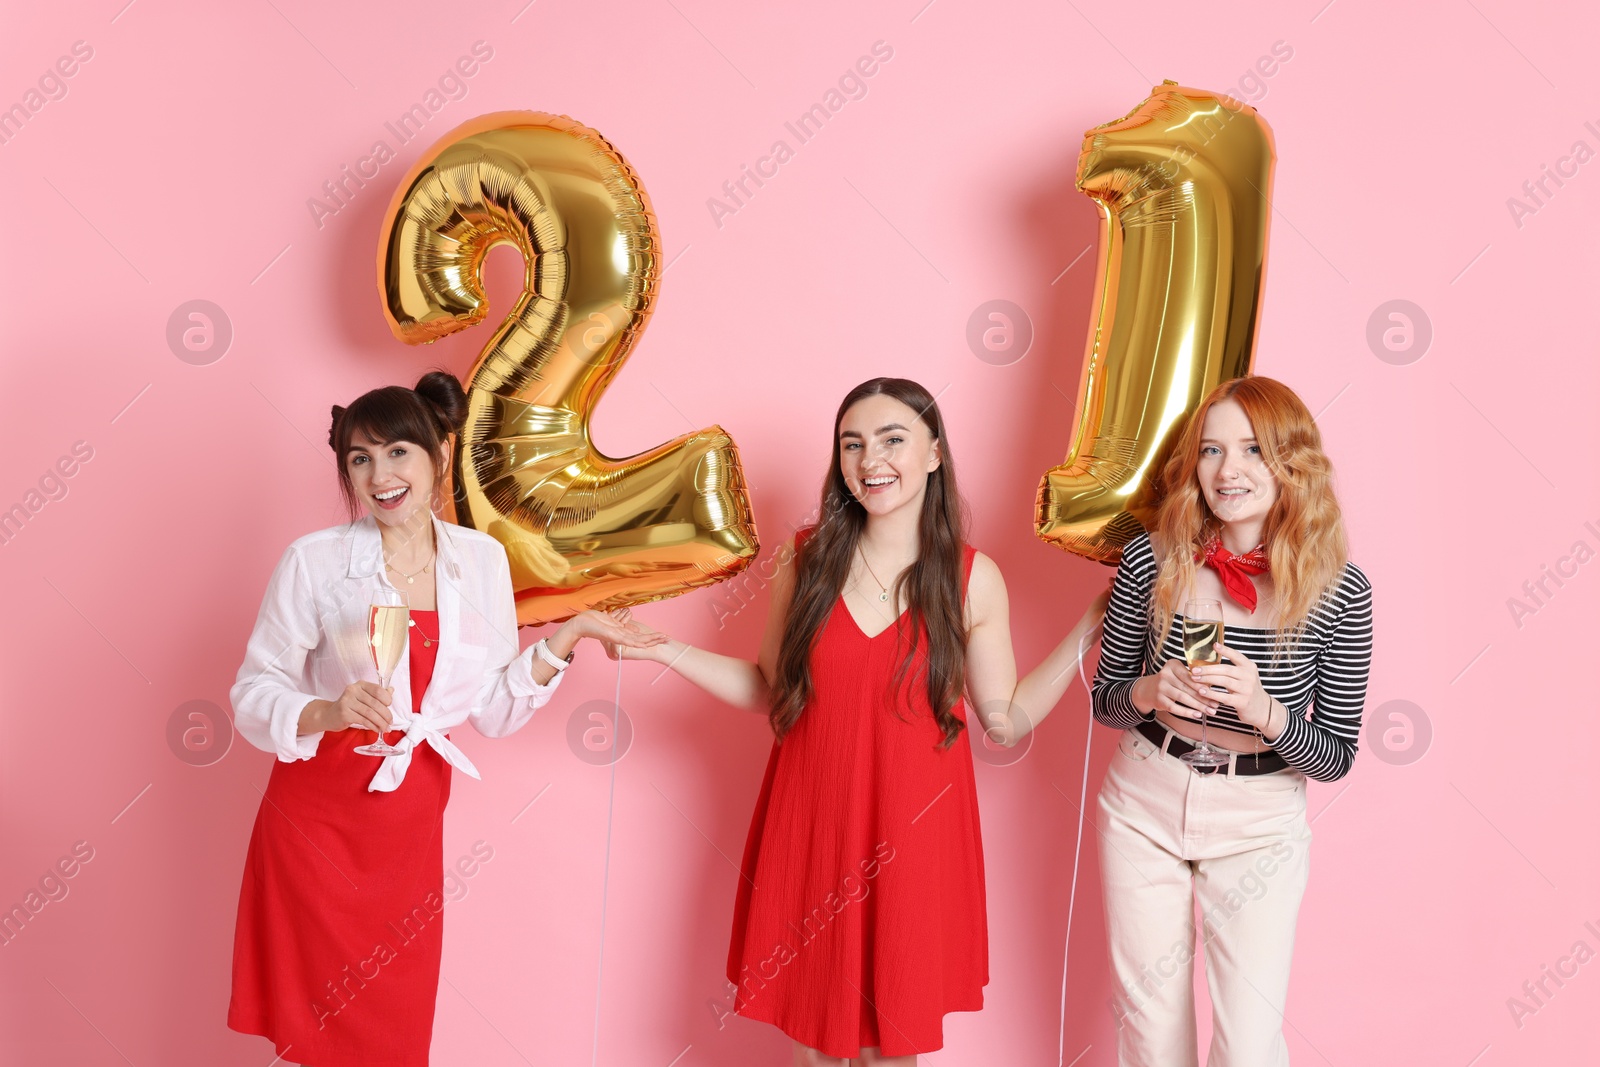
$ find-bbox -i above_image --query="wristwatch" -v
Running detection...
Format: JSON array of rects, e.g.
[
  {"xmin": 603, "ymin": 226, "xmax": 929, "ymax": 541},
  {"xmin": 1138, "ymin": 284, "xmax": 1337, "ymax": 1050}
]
[{"xmin": 535, "ymin": 638, "xmax": 575, "ymax": 672}]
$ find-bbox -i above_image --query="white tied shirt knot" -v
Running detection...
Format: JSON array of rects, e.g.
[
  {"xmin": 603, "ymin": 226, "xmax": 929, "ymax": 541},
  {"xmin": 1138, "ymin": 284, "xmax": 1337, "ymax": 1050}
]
[{"xmin": 366, "ymin": 711, "xmax": 482, "ymax": 793}]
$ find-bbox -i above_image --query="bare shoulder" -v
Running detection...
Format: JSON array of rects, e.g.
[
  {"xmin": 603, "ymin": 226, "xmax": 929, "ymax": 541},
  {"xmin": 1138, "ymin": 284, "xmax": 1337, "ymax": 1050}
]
[
  {"xmin": 766, "ymin": 534, "xmax": 801, "ymax": 600},
  {"xmin": 969, "ymin": 548, "xmax": 1003, "ymax": 582},
  {"xmin": 966, "ymin": 550, "xmax": 1007, "ymax": 611},
  {"xmin": 774, "ymin": 532, "xmax": 800, "ymax": 571}
]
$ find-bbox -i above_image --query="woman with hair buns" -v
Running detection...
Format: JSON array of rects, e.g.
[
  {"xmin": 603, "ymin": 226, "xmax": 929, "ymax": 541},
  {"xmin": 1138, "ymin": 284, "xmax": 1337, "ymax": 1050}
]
[
  {"xmin": 225, "ymin": 370, "xmax": 664, "ymax": 1066},
  {"xmin": 1091, "ymin": 375, "xmax": 1375, "ymax": 1067}
]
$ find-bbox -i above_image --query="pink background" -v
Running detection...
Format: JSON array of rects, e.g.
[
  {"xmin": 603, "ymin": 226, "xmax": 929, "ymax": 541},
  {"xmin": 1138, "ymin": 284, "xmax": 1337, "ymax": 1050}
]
[{"xmin": 3, "ymin": 1, "xmax": 1596, "ymax": 1063}]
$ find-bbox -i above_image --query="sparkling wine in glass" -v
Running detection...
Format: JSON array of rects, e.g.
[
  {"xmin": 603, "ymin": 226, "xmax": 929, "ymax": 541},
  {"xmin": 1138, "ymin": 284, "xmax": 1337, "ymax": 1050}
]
[
  {"xmin": 354, "ymin": 588, "xmax": 408, "ymax": 757},
  {"xmin": 1179, "ymin": 598, "xmax": 1229, "ymax": 767}
]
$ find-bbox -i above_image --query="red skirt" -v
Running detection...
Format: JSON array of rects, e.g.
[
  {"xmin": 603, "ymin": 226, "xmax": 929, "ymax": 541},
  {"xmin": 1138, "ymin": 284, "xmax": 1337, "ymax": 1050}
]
[{"xmin": 229, "ymin": 610, "xmax": 451, "ymax": 1067}]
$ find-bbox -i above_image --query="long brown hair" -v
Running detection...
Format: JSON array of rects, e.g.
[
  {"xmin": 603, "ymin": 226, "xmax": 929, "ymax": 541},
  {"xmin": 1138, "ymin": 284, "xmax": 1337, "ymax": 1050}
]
[
  {"xmin": 1149, "ymin": 375, "xmax": 1348, "ymax": 663},
  {"xmin": 770, "ymin": 378, "xmax": 970, "ymax": 747}
]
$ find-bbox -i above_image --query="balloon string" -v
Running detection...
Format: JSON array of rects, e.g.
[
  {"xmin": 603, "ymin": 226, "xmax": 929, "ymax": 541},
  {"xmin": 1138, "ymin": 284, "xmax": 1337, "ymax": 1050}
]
[
  {"xmin": 590, "ymin": 655, "xmax": 624, "ymax": 1067},
  {"xmin": 1058, "ymin": 620, "xmax": 1102, "ymax": 1066}
]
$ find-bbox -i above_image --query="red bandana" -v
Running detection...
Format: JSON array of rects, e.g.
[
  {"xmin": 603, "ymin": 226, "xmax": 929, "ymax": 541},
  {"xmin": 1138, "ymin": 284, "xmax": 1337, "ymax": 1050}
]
[{"xmin": 1196, "ymin": 533, "xmax": 1270, "ymax": 612}]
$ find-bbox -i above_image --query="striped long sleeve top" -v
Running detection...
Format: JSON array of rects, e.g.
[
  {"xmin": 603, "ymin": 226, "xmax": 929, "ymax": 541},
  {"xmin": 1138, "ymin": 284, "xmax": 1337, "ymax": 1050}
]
[{"xmin": 1090, "ymin": 530, "xmax": 1374, "ymax": 782}]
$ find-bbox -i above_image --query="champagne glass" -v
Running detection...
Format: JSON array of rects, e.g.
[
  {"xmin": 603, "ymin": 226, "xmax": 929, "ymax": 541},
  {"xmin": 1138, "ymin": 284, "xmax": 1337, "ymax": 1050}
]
[
  {"xmin": 1179, "ymin": 598, "xmax": 1229, "ymax": 767},
  {"xmin": 354, "ymin": 588, "xmax": 408, "ymax": 757}
]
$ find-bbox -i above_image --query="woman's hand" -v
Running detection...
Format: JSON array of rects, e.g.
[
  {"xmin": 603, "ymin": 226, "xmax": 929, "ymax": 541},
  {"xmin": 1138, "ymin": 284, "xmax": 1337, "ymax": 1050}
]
[
  {"xmin": 595, "ymin": 608, "xmax": 673, "ymax": 662},
  {"xmin": 301, "ymin": 682, "xmax": 394, "ymax": 735},
  {"xmin": 550, "ymin": 608, "xmax": 669, "ymax": 662},
  {"xmin": 1131, "ymin": 658, "xmax": 1221, "ymax": 721},
  {"xmin": 1189, "ymin": 642, "xmax": 1271, "ymax": 730}
]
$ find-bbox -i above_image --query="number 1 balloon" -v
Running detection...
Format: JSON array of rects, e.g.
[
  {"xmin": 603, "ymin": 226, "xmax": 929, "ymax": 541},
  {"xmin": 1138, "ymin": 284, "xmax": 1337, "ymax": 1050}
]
[
  {"xmin": 1036, "ymin": 82, "xmax": 1276, "ymax": 563},
  {"xmin": 379, "ymin": 111, "xmax": 759, "ymax": 625}
]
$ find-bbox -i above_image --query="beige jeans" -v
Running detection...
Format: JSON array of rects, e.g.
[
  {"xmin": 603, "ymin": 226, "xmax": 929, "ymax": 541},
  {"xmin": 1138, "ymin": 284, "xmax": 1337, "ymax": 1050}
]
[{"xmin": 1096, "ymin": 724, "xmax": 1313, "ymax": 1067}]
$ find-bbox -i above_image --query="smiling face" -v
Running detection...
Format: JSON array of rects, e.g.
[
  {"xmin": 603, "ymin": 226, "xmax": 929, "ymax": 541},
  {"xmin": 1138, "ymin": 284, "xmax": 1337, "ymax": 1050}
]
[
  {"xmin": 346, "ymin": 428, "xmax": 439, "ymax": 528},
  {"xmin": 837, "ymin": 393, "xmax": 941, "ymax": 518},
  {"xmin": 1195, "ymin": 397, "xmax": 1278, "ymax": 527}
]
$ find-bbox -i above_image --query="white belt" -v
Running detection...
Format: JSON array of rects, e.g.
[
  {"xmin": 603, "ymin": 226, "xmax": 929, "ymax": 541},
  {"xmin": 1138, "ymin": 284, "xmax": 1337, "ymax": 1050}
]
[{"xmin": 365, "ymin": 712, "xmax": 481, "ymax": 792}]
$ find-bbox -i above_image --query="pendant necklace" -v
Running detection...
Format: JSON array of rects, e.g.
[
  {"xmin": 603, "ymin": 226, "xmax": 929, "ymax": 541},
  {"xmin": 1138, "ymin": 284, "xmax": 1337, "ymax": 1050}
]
[
  {"xmin": 857, "ymin": 544, "xmax": 893, "ymax": 603},
  {"xmin": 383, "ymin": 524, "xmax": 436, "ymax": 585},
  {"xmin": 386, "ymin": 550, "xmax": 434, "ymax": 585},
  {"xmin": 408, "ymin": 614, "xmax": 437, "ymax": 648}
]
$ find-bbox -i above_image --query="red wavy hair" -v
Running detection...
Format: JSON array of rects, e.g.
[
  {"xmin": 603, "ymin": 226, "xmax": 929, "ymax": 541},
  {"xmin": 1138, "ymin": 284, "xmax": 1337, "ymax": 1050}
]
[{"xmin": 1148, "ymin": 376, "xmax": 1348, "ymax": 662}]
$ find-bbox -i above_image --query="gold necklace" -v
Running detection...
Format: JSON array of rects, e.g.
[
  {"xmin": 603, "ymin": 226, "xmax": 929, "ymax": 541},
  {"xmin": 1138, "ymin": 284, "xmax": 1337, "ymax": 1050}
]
[
  {"xmin": 408, "ymin": 611, "xmax": 438, "ymax": 647},
  {"xmin": 383, "ymin": 527, "xmax": 436, "ymax": 585},
  {"xmin": 386, "ymin": 552, "xmax": 434, "ymax": 584},
  {"xmin": 857, "ymin": 544, "xmax": 893, "ymax": 603}
]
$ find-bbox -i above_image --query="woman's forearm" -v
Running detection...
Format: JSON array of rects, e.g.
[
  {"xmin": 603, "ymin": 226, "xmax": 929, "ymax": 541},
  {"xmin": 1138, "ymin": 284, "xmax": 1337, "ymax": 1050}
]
[
  {"xmin": 655, "ymin": 639, "xmax": 770, "ymax": 712},
  {"xmin": 1002, "ymin": 613, "xmax": 1102, "ymax": 743}
]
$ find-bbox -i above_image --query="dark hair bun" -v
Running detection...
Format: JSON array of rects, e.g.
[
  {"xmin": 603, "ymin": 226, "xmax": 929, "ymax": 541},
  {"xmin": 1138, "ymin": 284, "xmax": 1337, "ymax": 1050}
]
[
  {"xmin": 327, "ymin": 404, "xmax": 347, "ymax": 451},
  {"xmin": 414, "ymin": 370, "xmax": 467, "ymax": 436}
]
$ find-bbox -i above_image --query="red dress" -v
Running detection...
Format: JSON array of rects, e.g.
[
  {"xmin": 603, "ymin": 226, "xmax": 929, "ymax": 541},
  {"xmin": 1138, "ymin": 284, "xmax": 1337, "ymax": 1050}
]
[
  {"xmin": 229, "ymin": 610, "xmax": 451, "ymax": 1067},
  {"xmin": 726, "ymin": 536, "xmax": 988, "ymax": 1057}
]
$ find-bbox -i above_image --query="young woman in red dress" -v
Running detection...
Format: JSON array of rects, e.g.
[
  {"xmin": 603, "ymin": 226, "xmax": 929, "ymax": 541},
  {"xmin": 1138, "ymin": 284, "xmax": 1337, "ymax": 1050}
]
[
  {"xmin": 227, "ymin": 370, "xmax": 662, "ymax": 1066},
  {"xmin": 614, "ymin": 377, "xmax": 1109, "ymax": 1065}
]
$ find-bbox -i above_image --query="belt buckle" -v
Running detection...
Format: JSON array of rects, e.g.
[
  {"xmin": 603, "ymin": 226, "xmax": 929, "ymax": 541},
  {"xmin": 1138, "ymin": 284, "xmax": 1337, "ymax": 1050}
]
[{"xmin": 1187, "ymin": 743, "xmax": 1244, "ymax": 777}]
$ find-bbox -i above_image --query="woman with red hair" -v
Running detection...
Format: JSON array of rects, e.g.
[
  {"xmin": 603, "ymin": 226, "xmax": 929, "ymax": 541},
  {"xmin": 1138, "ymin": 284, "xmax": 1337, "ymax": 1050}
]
[{"xmin": 1090, "ymin": 376, "xmax": 1374, "ymax": 1067}]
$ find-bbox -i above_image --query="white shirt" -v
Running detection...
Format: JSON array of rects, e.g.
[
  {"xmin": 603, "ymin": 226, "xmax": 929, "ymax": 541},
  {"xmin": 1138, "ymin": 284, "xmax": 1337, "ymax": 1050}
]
[{"xmin": 230, "ymin": 512, "xmax": 565, "ymax": 791}]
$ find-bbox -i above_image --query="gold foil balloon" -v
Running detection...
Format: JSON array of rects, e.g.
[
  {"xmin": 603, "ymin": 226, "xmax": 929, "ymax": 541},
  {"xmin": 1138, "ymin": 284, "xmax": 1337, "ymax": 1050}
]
[
  {"xmin": 379, "ymin": 111, "xmax": 759, "ymax": 625},
  {"xmin": 1036, "ymin": 82, "xmax": 1275, "ymax": 564}
]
